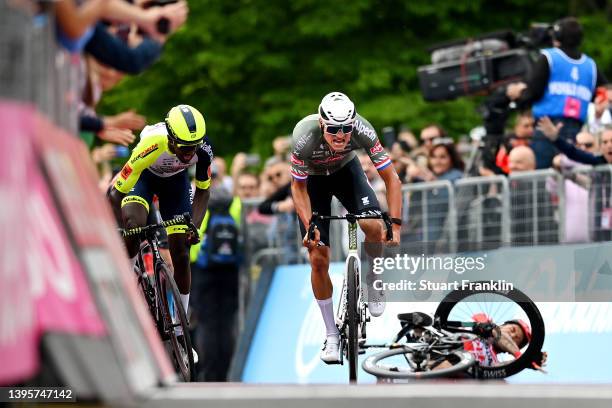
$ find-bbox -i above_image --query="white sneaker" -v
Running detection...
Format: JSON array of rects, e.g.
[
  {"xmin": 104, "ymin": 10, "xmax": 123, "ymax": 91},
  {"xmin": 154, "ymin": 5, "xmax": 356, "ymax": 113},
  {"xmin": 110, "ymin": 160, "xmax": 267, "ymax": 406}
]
[{"xmin": 320, "ymin": 336, "xmax": 341, "ymax": 364}]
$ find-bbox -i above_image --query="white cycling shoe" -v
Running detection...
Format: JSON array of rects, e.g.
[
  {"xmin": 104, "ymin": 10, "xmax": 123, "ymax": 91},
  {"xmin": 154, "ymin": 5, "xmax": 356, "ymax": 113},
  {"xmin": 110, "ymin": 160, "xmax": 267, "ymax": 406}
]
[
  {"xmin": 320, "ymin": 336, "xmax": 341, "ymax": 364},
  {"xmin": 367, "ymin": 288, "xmax": 386, "ymax": 317}
]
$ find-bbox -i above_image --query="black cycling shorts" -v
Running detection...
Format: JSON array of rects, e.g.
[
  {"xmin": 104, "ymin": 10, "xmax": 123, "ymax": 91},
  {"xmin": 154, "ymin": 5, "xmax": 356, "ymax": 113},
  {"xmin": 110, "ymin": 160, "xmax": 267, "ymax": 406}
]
[{"xmin": 298, "ymin": 156, "xmax": 381, "ymax": 246}]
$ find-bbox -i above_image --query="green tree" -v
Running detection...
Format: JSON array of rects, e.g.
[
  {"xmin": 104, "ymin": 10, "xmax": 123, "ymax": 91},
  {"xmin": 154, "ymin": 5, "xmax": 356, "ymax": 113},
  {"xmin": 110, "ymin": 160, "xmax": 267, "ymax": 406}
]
[{"xmin": 99, "ymin": 0, "xmax": 610, "ymax": 158}]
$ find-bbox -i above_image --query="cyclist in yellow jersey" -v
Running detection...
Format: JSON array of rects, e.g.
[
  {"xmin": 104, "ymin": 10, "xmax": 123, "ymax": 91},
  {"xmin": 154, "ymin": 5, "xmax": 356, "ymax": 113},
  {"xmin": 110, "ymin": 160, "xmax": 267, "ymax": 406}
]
[{"xmin": 108, "ymin": 105, "xmax": 213, "ymax": 323}]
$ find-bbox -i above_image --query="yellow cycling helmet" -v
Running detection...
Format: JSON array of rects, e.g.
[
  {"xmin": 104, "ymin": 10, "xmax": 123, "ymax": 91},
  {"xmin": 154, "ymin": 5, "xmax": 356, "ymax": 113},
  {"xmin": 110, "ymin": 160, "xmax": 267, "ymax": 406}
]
[{"xmin": 165, "ymin": 104, "xmax": 206, "ymax": 146}]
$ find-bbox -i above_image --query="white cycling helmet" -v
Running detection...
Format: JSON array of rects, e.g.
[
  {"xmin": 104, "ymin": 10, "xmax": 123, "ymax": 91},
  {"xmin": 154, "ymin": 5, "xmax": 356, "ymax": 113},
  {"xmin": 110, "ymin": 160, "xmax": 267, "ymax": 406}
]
[{"xmin": 318, "ymin": 92, "xmax": 356, "ymax": 126}]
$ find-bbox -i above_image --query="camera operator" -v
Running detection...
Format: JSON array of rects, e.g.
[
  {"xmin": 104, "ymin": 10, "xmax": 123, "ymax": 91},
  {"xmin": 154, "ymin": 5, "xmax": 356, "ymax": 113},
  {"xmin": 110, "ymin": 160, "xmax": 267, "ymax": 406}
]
[{"xmin": 506, "ymin": 17, "xmax": 608, "ymax": 169}]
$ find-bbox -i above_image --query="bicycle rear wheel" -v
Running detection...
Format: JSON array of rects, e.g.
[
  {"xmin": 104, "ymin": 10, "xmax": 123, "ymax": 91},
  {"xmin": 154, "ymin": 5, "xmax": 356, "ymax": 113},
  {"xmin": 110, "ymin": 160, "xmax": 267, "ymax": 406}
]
[
  {"xmin": 346, "ymin": 257, "xmax": 360, "ymax": 383},
  {"xmin": 157, "ymin": 262, "xmax": 195, "ymax": 382},
  {"xmin": 362, "ymin": 347, "xmax": 475, "ymax": 379},
  {"xmin": 434, "ymin": 282, "xmax": 545, "ymax": 378}
]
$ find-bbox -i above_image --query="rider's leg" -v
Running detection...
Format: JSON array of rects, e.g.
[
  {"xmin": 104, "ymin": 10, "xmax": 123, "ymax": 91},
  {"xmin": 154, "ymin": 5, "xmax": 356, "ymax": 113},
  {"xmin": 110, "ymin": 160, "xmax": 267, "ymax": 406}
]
[
  {"xmin": 168, "ymin": 229, "xmax": 191, "ymax": 312},
  {"xmin": 121, "ymin": 197, "xmax": 149, "ymax": 262},
  {"xmin": 157, "ymin": 171, "xmax": 193, "ymax": 314},
  {"xmin": 310, "ymin": 245, "xmax": 339, "ymax": 336}
]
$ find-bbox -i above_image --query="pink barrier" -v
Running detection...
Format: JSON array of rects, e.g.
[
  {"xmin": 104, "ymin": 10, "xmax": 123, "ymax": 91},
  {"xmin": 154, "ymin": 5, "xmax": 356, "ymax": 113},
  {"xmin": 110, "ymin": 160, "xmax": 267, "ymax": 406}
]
[{"xmin": 0, "ymin": 103, "xmax": 105, "ymax": 385}]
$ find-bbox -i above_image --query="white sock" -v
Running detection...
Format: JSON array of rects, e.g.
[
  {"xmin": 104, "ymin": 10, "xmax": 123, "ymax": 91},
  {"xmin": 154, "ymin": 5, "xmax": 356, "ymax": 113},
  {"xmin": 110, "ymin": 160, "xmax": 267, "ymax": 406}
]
[
  {"xmin": 180, "ymin": 293, "xmax": 190, "ymax": 315},
  {"xmin": 317, "ymin": 297, "xmax": 339, "ymax": 339}
]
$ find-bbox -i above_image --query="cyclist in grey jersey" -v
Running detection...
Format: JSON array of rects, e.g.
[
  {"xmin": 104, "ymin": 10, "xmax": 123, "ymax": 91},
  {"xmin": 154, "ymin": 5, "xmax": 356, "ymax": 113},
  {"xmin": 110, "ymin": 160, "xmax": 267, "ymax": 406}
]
[
  {"xmin": 290, "ymin": 113, "xmax": 392, "ymax": 177},
  {"xmin": 291, "ymin": 92, "xmax": 403, "ymax": 364}
]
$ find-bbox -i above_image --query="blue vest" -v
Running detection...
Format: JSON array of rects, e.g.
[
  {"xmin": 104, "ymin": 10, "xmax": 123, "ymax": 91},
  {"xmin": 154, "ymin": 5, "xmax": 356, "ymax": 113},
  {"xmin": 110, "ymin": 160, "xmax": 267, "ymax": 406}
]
[{"xmin": 532, "ymin": 48, "xmax": 596, "ymax": 123}]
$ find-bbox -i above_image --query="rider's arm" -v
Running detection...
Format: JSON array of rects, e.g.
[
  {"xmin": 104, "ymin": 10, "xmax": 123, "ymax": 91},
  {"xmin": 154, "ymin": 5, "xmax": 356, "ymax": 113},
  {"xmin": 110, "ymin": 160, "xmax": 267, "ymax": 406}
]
[
  {"xmin": 492, "ymin": 327, "xmax": 521, "ymax": 356},
  {"xmin": 192, "ymin": 144, "xmax": 214, "ymax": 230},
  {"xmin": 378, "ymin": 165, "xmax": 402, "ymax": 241},
  {"xmin": 192, "ymin": 188, "xmax": 210, "ymax": 230},
  {"xmin": 291, "ymin": 178, "xmax": 312, "ymax": 229},
  {"xmin": 108, "ymin": 134, "xmax": 165, "ymax": 223}
]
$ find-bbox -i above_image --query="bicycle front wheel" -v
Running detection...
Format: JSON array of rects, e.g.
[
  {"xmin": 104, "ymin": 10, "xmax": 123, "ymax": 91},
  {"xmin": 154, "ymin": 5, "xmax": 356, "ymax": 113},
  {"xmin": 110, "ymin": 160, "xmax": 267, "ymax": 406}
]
[
  {"xmin": 346, "ymin": 257, "xmax": 360, "ymax": 383},
  {"xmin": 362, "ymin": 347, "xmax": 476, "ymax": 379},
  {"xmin": 434, "ymin": 283, "xmax": 545, "ymax": 379},
  {"xmin": 157, "ymin": 262, "xmax": 196, "ymax": 382}
]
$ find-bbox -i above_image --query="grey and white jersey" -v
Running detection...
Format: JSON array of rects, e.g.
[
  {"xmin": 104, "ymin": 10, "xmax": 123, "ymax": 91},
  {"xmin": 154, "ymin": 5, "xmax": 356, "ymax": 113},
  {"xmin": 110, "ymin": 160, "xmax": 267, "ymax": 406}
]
[{"xmin": 290, "ymin": 113, "xmax": 391, "ymax": 179}]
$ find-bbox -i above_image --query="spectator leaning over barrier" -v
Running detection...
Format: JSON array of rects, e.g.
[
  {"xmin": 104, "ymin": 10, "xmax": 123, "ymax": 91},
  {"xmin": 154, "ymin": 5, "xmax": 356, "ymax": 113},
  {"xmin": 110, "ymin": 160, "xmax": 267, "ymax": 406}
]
[
  {"xmin": 259, "ymin": 156, "xmax": 298, "ymax": 264},
  {"xmin": 506, "ymin": 17, "xmax": 607, "ymax": 169},
  {"xmin": 548, "ymin": 131, "xmax": 598, "ymax": 243},
  {"xmin": 53, "ymin": 0, "xmax": 188, "ymax": 44},
  {"xmin": 406, "ymin": 141, "xmax": 464, "ymax": 246},
  {"xmin": 540, "ymin": 120, "xmax": 612, "ymax": 241}
]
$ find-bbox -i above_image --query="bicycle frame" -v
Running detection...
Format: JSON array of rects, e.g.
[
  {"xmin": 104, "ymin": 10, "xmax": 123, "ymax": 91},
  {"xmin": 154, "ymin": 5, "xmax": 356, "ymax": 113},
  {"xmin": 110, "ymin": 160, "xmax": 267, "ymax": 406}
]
[{"xmin": 336, "ymin": 220, "xmax": 361, "ymax": 329}]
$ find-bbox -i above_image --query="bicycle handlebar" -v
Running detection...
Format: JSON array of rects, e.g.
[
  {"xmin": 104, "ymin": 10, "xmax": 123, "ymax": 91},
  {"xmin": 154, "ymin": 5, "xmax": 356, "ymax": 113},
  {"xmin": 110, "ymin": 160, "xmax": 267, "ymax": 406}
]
[
  {"xmin": 308, "ymin": 212, "xmax": 394, "ymax": 242},
  {"xmin": 120, "ymin": 212, "xmax": 198, "ymax": 238}
]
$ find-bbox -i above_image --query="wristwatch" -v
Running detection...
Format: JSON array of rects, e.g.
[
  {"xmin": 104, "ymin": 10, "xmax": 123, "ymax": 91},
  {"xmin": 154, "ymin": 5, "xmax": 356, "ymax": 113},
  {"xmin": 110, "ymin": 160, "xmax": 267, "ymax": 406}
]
[{"xmin": 390, "ymin": 217, "xmax": 402, "ymax": 226}]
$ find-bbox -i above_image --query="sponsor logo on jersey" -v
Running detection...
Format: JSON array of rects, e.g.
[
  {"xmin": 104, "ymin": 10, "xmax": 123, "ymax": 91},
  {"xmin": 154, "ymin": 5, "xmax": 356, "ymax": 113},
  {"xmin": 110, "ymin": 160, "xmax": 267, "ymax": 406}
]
[
  {"xmin": 120, "ymin": 164, "xmax": 133, "ymax": 179},
  {"xmin": 130, "ymin": 144, "xmax": 159, "ymax": 164},
  {"xmin": 312, "ymin": 155, "xmax": 344, "ymax": 165},
  {"xmin": 355, "ymin": 119, "xmax": 376, "ymax": 141},
  {"xmin": 203, "ymin": 142, "xmax": 213, "ymax": 160},
  {"xmin": 361, "ymin": 196, "xmax": 370, "ymax": 206},
  {"xmin": 370, "ymin": 141, "xmax": 383, "ymax": 155},
  {"xmin": 291, "ymin": 153, "xmax": 304, "ymax": 166}
]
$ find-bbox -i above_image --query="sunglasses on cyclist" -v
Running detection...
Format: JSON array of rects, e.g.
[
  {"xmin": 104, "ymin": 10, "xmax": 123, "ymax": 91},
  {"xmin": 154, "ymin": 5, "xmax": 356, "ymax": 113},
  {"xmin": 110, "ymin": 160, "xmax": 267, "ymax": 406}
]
[{"xmin": 325, "ymin": 124, "xmax": 354, "ymax": 135}]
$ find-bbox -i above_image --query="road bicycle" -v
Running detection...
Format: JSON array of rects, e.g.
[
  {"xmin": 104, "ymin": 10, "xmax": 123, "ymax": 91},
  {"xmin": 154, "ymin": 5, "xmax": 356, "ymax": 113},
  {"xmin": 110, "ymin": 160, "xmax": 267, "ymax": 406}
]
[
  {"xmin": 120, "ymin": 213, "xmax": 198, "ymax": 382},
  {"xmin": 362, "ymin": 283, "xmax": 546, "ymax": 380},
  {"xmin": 308, "ymin": 211, "xmax": 393, "ymax": 383}
]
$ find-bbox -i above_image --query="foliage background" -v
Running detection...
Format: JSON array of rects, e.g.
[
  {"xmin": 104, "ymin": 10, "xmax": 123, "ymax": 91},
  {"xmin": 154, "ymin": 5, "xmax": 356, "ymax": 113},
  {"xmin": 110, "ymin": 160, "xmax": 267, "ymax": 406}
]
[{"xmin": 98, "ymin": 0, "xmax": 612, "ymax": 159}]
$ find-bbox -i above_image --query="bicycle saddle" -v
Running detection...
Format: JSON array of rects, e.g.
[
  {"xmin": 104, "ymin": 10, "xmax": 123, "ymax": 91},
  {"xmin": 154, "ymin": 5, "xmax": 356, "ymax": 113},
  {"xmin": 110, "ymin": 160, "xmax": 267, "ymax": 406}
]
[{"xmin": 397, "ymin": 312, "xmax": 433, "ymax": 327}]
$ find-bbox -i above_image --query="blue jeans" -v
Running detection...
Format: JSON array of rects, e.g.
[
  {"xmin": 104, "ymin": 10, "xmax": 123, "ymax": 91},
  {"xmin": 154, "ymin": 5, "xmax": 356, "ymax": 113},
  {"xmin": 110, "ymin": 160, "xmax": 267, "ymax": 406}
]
[{"xmin": 531, "ymin": 117, "xmax": 583, "ymax": 169}]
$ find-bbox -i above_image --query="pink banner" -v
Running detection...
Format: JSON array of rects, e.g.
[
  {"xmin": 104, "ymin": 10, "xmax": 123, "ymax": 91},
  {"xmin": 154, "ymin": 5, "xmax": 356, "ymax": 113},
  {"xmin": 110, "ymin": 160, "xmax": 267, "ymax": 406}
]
[{"xmin": 0, "ymin": 103, "xmax": 106, "ymax": 385}]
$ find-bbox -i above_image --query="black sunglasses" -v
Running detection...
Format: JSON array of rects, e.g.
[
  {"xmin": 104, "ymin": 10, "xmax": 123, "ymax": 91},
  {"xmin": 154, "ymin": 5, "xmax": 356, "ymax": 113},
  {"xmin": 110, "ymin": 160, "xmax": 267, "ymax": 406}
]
[
  {"xmin": 577, "ymin": 142, "xmax": 594, "ymax": 148},
  {"xmin": 325, "ymin": 124, "xmax": 354, "ymax": 135}
]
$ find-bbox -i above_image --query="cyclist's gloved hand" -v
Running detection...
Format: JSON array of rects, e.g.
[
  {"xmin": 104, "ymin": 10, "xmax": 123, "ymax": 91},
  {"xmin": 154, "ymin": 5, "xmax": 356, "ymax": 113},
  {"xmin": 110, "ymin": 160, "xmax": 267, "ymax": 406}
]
[
  {"xmin": 186, "ymin": 229, "xmax": 200, "ymax": 245},
  {"xmin": 303, "ymin": 224, "xmax": 322, "ymax": 249},
  {"xmin": 530, "ymin": 351, "xmax": 548, "ymax": 372}
]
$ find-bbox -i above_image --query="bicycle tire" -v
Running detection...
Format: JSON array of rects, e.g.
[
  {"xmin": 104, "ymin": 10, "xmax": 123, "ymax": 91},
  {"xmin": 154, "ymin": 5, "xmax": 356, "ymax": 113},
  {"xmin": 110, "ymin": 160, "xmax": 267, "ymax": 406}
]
[
  {"xmin": 346, "ymin": 257, "xmax": 359, "ymax": 383},
  {"xmin": 434, "ymin": 282, "xmax": 545, "ymax": 379},
  {"xmin": 134, "ymin": 257, "xmax": 161, "ymax": 331},
  {"xmin": 362, "ymin": 347, "xmax": 476, "ymax": 379},
  {"xmin": 156, "ymin": 262, "xmax": 196, "ymax": 382}
]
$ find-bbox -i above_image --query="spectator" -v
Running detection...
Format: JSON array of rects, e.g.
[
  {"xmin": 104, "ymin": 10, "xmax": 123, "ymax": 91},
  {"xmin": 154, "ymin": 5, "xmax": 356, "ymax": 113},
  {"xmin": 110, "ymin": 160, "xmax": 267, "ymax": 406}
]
[
  {"xmin": 507, "ymin": 17, "xmax": 607, "ymax": 169},
  {"xmin": 259, "ymin": 157, "xmax": 298, "ymax": 264},
  {"xmin": 540, "ymin": 120, "xmax": 612, "ymax": 241},
  {"xmin": 191, "ymin": 185, "xmax": 241, "ymax": 381},
  {"xmin": 213, "ymin": 157, "xmax": 234, "ymax": 193},
  {"xmin": 587, "ymin": 85, "xmax": 612, "ymax": 134},
  {"xmin": 507, "ymin": 146, "xmax": 558, "ymax": 245},
  {"xmin": 272, "ymin": 135, "xmax": 291, "ymax": 162},
  {"xmin": 53, "ymin": 0, "xmax": 188, "ymax": 44},
  {"xmin": 548, "ymin": 131, "xmax": 598, "ymax": 243},
  {"xmin": 406, "ymin": 142, "xmax": 464, "ymax": 247},
  {"xmin": 494, "ymin": 111, "xmax": 535, "ymax": 174}
]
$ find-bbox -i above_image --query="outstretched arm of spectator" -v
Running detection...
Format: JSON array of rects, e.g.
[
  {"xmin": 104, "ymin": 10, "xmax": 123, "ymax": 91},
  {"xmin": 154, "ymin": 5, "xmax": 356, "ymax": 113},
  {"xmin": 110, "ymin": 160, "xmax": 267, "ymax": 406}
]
[
  {"xmin": 85, "ymin": 23, "xmax": 163, "ymax": 74},
  {"xmin": 54, "ymin": 0, "xmax": 188, "ymax": 42},
  {"xmin": 538, "ymin": 116, "xmax": 606, "ymax": 165},
  {"xmin": 258, "ymin": 183, "xmax": 291, "ymax": 215},
  {"xmin": 97, "ymin": 127, "xmax": 136, "ymax": 146},
  {"xmin": 104, "ymin": 110, "xmax": 146, "ymax": 131}
]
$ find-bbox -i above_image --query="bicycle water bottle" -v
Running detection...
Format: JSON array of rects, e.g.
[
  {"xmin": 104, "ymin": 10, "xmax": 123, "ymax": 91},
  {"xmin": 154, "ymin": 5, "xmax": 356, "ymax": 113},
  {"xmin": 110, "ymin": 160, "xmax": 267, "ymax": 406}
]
[{"xmin": 143, "ymin": 252, "xmax": 154, "ymax": 277}]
